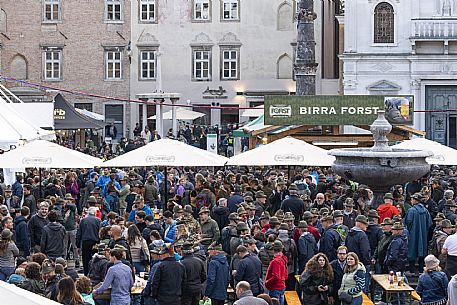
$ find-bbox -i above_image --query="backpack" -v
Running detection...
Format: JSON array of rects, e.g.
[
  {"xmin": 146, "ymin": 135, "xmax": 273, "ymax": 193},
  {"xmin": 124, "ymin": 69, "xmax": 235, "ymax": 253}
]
[
  {"xmin": 295, "ymin": 180, "xmax": 309, "ymax": 196},
  {"xmin": 334, "ymin": 225, "xmax": 347, "ymax": 246},
  {"xmin": 196, "ymin": 192, "xmax": 209, "ymax": 209},
  {"xmin": 428, "ymin": 232, "xmax": 440, "ymax": 257},
  {"xmin": 221, "ymin": 226, "xmax": 234, "ymax": 253}
]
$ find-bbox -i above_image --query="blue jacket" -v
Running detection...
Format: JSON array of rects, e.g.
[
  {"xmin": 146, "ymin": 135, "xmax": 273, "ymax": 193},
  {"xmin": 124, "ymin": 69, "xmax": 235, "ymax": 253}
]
[
  {"xmin": 319, "ymin": 224, "xmax": 341, "ymax": 262},
  {"xmin": 164, "ymin": 221, "xmax": 177, "ymax": 243},
  {"xmin": 346, "ymin": 227, "xmax": 371, "ymax": 266},
  {"xmin": 127, "ymin": 205, "xmax": 153, "ymax": 222},
  {"xmin": 12, "ymin": 181, "xmax": 23, "ymax": 199},
  {"xmin": 228, "ymin": 193, "xmax": 244, "ymax": 213},
  {"xmin": 14, "ymin": 216, "xmax": 30, "ymax": 256},
  {"xmin": 405, "ymin": 204, "xmax": 432, "ymax": 259},
  {"xmin": 366, "ymin": 224, "xmax": 383, "ymax": 256},
  {"xmin": 205, "ymin": 253, "xmax": 230, "ymax": 300},
  {"xmin": 298, "ymin": 232, "xmax": 317, "ymax": 272},
  {"xmin": 416, "ymin": 271, "xmax": 448, "ymax": 303},
  {"xmin": 384, "ymin": 233, "xmax": 408, "ymax": 272}
]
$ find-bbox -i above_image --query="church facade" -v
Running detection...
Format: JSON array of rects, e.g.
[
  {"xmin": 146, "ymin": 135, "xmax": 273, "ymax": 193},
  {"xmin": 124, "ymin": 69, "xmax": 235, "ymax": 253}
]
[{"xmin": 343, "ymin": 0, "xmax": 457, "ymax": 148}]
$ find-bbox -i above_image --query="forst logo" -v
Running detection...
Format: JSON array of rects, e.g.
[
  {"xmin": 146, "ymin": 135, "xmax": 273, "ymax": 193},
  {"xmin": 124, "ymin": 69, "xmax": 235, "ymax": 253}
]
[{"xmin": 269, "ymin": 105, "xmax": 292, "ymax": 117}]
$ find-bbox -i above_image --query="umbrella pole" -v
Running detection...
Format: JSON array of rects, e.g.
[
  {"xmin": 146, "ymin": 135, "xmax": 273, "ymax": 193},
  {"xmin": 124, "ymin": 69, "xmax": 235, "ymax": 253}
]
[
  {"xmin": 163, "ymin": 166, "xmax": 167, "ymax": 210},
  {"xmin": 39, "ymin": 168, "xmax": 42, "ymax": 200}
]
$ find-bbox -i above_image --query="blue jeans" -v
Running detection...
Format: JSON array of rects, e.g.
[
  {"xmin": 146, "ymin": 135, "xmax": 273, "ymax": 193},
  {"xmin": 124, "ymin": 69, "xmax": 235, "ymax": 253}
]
[
  {"xmin": 269, "ymin": 288, "xmax": 285, "ymax": 305},
  {"xmin": 351, "ymin": 295, "xmax": 363, "ymax": 305},
  {"xmin": 0, "ymin": 267, "xmax": 15, "ymax": 281}
]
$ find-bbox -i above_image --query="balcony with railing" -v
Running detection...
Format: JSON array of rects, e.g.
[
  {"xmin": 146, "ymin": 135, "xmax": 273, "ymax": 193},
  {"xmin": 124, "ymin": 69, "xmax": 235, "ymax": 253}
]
[{"xmin": 412, "ymin": 19, "xmax": 457, "ymax": 39}]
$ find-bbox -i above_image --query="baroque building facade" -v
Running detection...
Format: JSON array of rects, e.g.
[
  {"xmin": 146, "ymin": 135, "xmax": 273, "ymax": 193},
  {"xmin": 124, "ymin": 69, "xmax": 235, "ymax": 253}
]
[{"xmin": 343, "ymin": 0, "xmax": 457, "ymax": 147}]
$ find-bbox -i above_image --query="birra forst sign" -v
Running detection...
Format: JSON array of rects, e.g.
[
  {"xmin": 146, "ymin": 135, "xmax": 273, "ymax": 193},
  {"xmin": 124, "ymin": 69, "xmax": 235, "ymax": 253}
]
[{"xmin": 264, "ymin": 95, "xmax": 414, "ymax": 126}]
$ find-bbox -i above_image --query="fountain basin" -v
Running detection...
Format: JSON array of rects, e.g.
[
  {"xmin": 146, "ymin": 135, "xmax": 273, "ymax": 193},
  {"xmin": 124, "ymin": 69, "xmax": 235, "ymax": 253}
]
[{"xmin": 329, "ymin": 148, "xmax": 433, "ymax": 190}]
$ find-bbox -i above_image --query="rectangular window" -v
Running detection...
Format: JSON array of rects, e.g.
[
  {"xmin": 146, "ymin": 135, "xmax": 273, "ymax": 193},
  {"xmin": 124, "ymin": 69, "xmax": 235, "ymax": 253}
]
[
  {"xmin": 193, "ymin": 49, "xmax": 211, "ymax": 81},
  {"xmin": 105, "ymin": 50, "xmax": 122, "ymax": 80},
  {"xmin": 43, "ymin": 0, "xmax": 61, "ymax": 22},
  {"xmin": 139, "ymin": 50, "xmax": 156, "ymax": 80},
  {"xmin": 222, "ymin": 49, "xmax": 238, "ymax": 80},
  {"xmin": 194, "ymin": 0, "xmax": 210, "ymax": 21},
  {"xmin": 140, "ymin": 0, "xmax": 156, "ymax": 22},
  {"xmin": 43, "ymin": 49, "xmax": 62, "ymax": 80},
  {"xmin": 106, "ymin": 0, "xmax": 122, "ymax": 21},
  {"xmin": 222, "ymin": 0, "xmax": 239, "ymax": 20}
]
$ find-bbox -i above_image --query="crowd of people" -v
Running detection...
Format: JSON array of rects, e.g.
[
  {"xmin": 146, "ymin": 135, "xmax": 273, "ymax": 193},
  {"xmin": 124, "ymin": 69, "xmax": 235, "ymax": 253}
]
[{"xmin": 2, "ymin": 165, "xmax": 457, "ymax": 305}]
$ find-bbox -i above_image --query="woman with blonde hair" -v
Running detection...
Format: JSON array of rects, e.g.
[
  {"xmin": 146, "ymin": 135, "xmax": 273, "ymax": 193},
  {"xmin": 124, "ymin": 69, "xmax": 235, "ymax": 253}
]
[
  {"xmin": 416, "ymin": 255, "xmax": 448, "ymax": 305},
  {"xmin": 300, "ymin": 253, "xmax": 334, "ymax": 305},
  {"xmin": 338, "ymin": 252, "xmax": 366, "ymax": 305}
]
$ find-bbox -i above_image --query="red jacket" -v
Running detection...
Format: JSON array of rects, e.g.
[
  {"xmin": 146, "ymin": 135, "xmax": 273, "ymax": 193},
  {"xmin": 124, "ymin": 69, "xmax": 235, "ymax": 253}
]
[
  {"xmin": 308, "ymin": 224, "xmax": 321, "ymax": 242},
  {"xmin": 377, "ymin": 203, "xmax": 400, "ymax": 222},
  {"xmin": 265, "ymin": 253, "xmax": 288, "ymax": 291}
]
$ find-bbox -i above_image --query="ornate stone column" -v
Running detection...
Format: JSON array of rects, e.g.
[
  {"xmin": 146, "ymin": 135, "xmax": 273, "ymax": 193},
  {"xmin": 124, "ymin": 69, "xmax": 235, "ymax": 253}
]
[{"xmin": 294, "ymin": 0, "xmax": 318, "ymax": 96}]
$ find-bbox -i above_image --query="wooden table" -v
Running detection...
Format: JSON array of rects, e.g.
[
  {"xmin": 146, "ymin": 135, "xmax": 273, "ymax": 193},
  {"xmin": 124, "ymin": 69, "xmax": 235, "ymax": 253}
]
[
  {"xmin": 371, "ymin": 274, "xmax": 414, "ymax": 305},
  {"xmin": 131, "ymin": 275, "xmax": 148, "ymax": 295}
]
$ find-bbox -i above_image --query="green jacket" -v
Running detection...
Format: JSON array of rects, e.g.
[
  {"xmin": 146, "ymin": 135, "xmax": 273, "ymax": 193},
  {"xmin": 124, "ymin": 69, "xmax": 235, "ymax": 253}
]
[{"xmin": 200, "ymin": 217, "xmax": 220, "ymax": 246}]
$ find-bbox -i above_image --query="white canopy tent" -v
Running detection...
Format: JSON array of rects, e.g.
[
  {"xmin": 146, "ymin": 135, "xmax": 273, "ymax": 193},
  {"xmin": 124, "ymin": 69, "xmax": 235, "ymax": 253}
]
[
  {"xmin": 0, "ymin": 97, "xmax": 54, "ymax": 150},
  {"xmin": 103, "ymin": 138, "xmax": 228, "ymax": 167},
  {"xmin": 76, "ymin": 108, "xmax": 105, "ymax": 121},
  {"xmin": 148, "ymin": 107, "xmax": 205, "ymax": 121},
  {"xmin": 0, "ymin": 140, "xmax": 103, "ymax": 169},
  {"xmin": 226, "ymin": 136, "xmax": 336, "ymax": 166},
  {"xmin": 392, "ymin": 137, "xmax": 457, "ymax": 165},
  {"xmin": 0, "ymin": 281, "xmax": 61, "ymax": 305}
]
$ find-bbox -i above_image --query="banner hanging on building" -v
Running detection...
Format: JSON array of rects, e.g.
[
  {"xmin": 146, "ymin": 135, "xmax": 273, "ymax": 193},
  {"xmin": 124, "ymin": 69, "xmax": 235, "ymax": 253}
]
[{"xmin": 264, "ymin": 95, "xmax": 414, "ymax": 126}]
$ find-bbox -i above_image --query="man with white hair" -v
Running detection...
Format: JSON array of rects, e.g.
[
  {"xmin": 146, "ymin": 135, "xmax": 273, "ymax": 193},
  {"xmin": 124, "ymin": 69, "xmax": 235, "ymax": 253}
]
[
  {"xmin": 28, "ymin": 200, "xmax": 50, "ymax": 253},
  {"xmin": 77, "ymin": 206, "xmax": 102, "ymax": 275}
]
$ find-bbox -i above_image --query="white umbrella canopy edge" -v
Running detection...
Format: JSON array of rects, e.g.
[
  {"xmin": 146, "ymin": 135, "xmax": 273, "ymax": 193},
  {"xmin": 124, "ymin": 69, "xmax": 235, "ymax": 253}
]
[
  {"xmin": 392, "ymin": 137, "xmax": 457, "ymax": 165},
  {"xmin": 103, "ymin": 138, "xmax": 228, "ymax": 167},
  {"xmin": 226, "ymin": 136, "xmax": 335, "ymax": 167},
  {"xmin": 0, "ymin": 280, "xmax": 62, "ymax": 305},
  {"xmin": 148, "ymin": 107, "xmax": 205, "ymax": 120},
  {"xmin": 0, "ymin": 140, "xmax": 103, "ymax": 169}
]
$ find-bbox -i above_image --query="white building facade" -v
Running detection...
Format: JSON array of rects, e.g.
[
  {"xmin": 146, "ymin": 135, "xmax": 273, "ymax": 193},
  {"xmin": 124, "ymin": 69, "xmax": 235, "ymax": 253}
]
[
  {"xmin": 343, "ymin": 0, "xmax": 457, "ymax": 148},
  {"xmin": 130, "ymin": 0, "xmax": 339, "ymax": 132}
]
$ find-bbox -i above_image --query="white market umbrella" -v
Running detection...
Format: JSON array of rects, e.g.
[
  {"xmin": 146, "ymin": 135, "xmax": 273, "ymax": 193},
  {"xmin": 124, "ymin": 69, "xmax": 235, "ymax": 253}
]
[
  {"xmin": 148, "ymin": 107, "xmax": 205, "ymax": 121},
  {"xmin": 0, "ymin": 140, "xmax": 103, "ymax": 168},
  {"xmin": 0, "ymin": 281, "xmax": 61, "ymax": 305},
  {"xmin": 76, "ymin": 108, "xmax": 105, "ymax": 121},
  {"xmin": 226, "ymin": 136, "xmax": 335, "ymax": 166},
  {"xmin": 392, "ymin": 137, "xmax": 457, "ymax": 165},
  {"xmin": 103, "ymin": 138, "xmax": 228, "ymax": 167}
]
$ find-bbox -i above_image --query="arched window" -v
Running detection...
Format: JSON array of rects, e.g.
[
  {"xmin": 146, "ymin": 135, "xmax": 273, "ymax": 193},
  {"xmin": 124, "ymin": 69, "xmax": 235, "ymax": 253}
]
[
  {"xmin": 277, "ymin": 53, "xmax": 293, "ymax": 79},
  {"xmin": 277, "ymin": 2, "xmax": 293, "ymax": 31},
  {"xmin": 10, "ymin": 54, "xmax": 28, "ymax": 79},
  {"xmin": 374, "ymin": 2, "xmax": 394, "ymax": 43}
]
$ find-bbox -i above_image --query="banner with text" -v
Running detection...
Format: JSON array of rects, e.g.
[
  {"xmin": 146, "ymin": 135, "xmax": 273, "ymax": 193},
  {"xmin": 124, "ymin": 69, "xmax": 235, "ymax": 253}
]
[{"xmin": 264, "ymin": 95, "xmax": 414, "ymax": 126}]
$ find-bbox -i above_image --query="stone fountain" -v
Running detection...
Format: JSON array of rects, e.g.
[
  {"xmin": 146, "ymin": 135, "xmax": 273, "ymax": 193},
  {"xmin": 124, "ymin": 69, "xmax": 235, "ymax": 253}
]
[{"xmin": 329, "ymin": 111, "xmax": 432, "ymax": 206}]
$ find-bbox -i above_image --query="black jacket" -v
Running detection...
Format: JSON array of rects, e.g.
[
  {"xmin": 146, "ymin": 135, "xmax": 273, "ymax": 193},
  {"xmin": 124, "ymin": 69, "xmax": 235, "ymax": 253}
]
[
  {"xmin": 152, "ymin": 257, "xmax": 187, "ymax": 305},
  {"xmin": 41, "ymin": 222, "xmax": 66, "ymax": 258},
  {"xmin": 108, "ymin": 237, "xmax": 132, "ymax": 262},
  {"xmin": 88, "ymin": 254, "xmax": 109, "ymax": 286},
  {"xmin": 14, "ymin": 215, "xmax": 30, "ymax": 256},
  {"xmin": 300, "ymin": 270, "xmax": 333, "ymax": 305},
  {"xmin": 28, "ymin": 213, "xmax": 49, "ymax": 248},
  {"xmin": 330, "ymin": 259, "xmax": 345, "ymax": 299},
  {"xmin": 211, "ymin": 205, "xmax": 230, "ymax": 232},
  {"xmin": 77, "ymin": 215, "xmax": 101, "ymax": 246},
  {"xmin": 384, "ymin": 233, "xmax": 408, "ymax": 273},
  {"xmin": 142, "ymin": 223, "xmax": 164, "ymax": 245},
  {"xmin": 180, "ymin": 254, "xmax": 207, "ymax": 293},
  {"xmin": 234, "ymin": 253, "xmax": 263, "ymax": 295},
  {"xmin": 366, "ymin": 224, "xmax": 383, "ymax": 256},
  {"xmin": 346, "ymin": 227, "xmax": 371, "ymax": 266},
  {"xmin": 280, "ymin": 195, "xmax": 305, "ymax": 222}
]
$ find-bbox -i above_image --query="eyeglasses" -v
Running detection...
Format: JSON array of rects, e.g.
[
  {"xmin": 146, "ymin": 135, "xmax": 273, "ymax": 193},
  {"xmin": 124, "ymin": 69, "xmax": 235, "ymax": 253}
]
[{"xmin": 337, "ymin": 253, "xmax": 347, "ymax": 255}]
